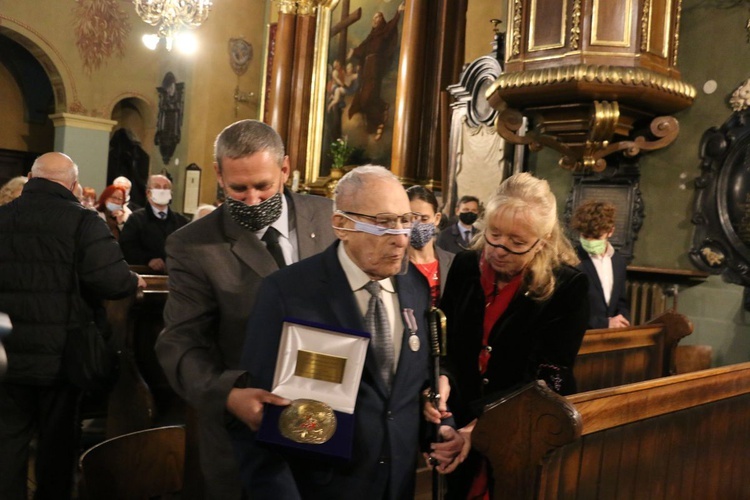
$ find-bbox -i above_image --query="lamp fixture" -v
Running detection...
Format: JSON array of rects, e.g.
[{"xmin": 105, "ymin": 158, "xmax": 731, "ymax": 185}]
[{"xmin": 134, "ymin": 0, "xmax": 212, "ymax": 51}]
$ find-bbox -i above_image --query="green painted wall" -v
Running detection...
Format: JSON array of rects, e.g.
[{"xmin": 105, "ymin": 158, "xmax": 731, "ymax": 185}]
[{"xmin": 531, "ymin": 0, "xmax": 750, "ymax": 367}]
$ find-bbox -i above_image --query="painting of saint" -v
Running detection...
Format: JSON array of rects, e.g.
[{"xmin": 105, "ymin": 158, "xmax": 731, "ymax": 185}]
[{"xmin": 320, "ymin": 0, "xmax": 405, "ymax": 175}]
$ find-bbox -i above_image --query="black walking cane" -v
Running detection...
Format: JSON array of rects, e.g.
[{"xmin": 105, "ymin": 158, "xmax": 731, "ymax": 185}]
[{"xmin": 428, "ymin": 307, "xmax": 447, "ymax": 500}]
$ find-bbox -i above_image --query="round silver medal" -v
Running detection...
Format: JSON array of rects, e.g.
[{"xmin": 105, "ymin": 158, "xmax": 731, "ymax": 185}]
[{"xmin": 408, "ymin": 334, "xmax": 420, "ymax": 352}]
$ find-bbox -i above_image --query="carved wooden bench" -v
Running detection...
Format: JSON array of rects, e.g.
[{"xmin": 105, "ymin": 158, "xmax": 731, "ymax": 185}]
[
  {"xmin": 474, "ymin": 362, "xmax": 750, "ymax": 499},
  {"xmin": 574, "ymin": 309, "xmax": 693, "ymax": 392}
]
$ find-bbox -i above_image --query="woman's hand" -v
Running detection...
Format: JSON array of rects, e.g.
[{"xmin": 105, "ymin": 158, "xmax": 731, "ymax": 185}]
[{"xmin": 423, "ymin": 374, "xmax": 452, "ymax": 424}]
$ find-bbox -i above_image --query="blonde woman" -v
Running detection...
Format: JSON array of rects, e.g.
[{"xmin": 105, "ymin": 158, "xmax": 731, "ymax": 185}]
[
  {"xmin": 0, "ymin": 176, "xmax": 28, "ymax": 205},
  {"xmin": 427, "ymin": 172, "xmax": 589, "ymax": 498}
]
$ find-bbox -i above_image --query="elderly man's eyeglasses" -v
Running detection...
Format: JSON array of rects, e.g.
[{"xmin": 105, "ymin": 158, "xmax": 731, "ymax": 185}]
[
  {"xmin": 484, "ymin": 233, "xmax": 540, "ymax": 255},
  {"xmin": 338, "ymin": 211, "xmax": 418, "ymax": 229},
  {"xmin": 335, "ymin": 210, "xmax": 417, "ymax": 237}
]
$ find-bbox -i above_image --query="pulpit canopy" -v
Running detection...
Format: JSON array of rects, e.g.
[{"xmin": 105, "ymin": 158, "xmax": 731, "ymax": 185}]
[{"xmin": 488, "ymin": 0, "xmax": 696, "ymax": 172}]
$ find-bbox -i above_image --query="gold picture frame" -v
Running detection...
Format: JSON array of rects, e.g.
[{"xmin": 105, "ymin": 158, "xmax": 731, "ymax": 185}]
[{"xmin": 306, "ymin": 0, "xmax": 412, "ymax": 186}]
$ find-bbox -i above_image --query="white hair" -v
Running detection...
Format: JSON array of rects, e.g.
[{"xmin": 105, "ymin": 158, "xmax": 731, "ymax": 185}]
[{"xmin": 333, "ymin": 165, "xmax": 399, "ymax": 211}]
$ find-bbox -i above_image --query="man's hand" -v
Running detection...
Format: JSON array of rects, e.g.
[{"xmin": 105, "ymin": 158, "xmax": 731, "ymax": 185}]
[
  {"xmin": 136, "ymin": 274, "xmax": 147, "ymax": 289},
  {"xmin": 608, "ymin": 314, "xmax": 630, "ymax": 328},
  {"xmin": 424, "ymin": 425, "xmax": 465, "ymax": 474},
  {"xmin": 148, "ymin": 258, "xmax": 166, "ymax": 273},
  {"xmin": 423, "ymin": 374, "xmax": 452, "ymax": 424},
  {"xmin": 226, "ymin": 387, "xmax": 291, "ymax": 431}
]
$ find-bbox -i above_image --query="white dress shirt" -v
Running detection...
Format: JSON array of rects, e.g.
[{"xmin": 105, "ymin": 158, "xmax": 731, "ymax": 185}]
[
  {"xmin": 588, "ymin": 242, "xmax": 615, "ymax": 306},
  {"xmin": 337, "ymin": 243, "xmax": 403, "ymax": 370}
]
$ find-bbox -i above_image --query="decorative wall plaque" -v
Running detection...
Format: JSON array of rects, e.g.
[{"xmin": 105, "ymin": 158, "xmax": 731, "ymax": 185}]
[{"xmin": 691, "ymin": 107, "xmax": 750, "ymax": 285}]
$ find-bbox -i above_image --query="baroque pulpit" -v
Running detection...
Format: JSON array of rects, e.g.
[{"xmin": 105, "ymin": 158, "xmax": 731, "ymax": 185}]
[{"xmin": 488, "ymin": 0, "xmax": 696, "ymax": 172}]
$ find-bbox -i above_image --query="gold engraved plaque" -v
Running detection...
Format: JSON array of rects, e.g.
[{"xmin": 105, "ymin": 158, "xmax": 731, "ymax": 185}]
[
  {"xmin": 294, "ymin": 350, "xmax": 346, "ymax": 384},
  {"xmin": 279, "ymin": 399, "xmax": 337, "ymax": 444}
]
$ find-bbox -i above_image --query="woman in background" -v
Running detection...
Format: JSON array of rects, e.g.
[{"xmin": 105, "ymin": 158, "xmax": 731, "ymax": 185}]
[
  {"xmin": 428, "ymin": 173, "xmax": 589, "ymax": 499},
  {"xmin": 96, "ymin": 185, "xmax": 127, "ymax": 240},
  {"xmin": 0, "ymin": 176, "xmax": 27, "ymax": 206},
  {"xmin": 406, "ymin": 185, "xmax": 454, "ymax": 307}
]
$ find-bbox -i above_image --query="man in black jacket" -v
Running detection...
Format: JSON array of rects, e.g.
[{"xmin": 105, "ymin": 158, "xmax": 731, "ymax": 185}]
[
  {"xmin": 0, "ymin": 152, "xmax": 142, "ymax": 500},
  {"xmin": 119, "ymin": 174, "xmax": 188, "ymax": 272}
]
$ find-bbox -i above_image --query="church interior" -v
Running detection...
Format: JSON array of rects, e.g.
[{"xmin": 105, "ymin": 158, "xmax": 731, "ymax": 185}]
[{"xmin": 3, "ymin": 0, "xmax": 750, "ymax": 498}]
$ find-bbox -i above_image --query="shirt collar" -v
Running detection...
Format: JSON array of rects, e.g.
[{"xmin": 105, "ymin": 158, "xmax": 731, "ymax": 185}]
[
  {"xmin": 150, "ymin": 204, "xmax": 168, "ymax": 218},
  {"xmin": 337, "ymin": 242, "xmax": 395, "ymax": 294}
]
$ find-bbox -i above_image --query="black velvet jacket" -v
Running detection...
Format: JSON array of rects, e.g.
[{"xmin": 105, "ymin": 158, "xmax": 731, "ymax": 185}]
[{"xmin": 440, "ymin": 251, "xmax": 589, "ymax": 427}]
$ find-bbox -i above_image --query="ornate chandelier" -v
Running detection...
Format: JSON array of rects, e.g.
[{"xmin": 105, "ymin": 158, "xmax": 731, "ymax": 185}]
[{"xmin": 134, "ymin": 0, "xmax": 212, "ymax": 50}]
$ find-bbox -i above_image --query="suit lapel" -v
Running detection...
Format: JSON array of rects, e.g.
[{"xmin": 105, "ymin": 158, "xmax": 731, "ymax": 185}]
[
  {"xmin": 289, "ymin": 191, "xmax": 320, "ymax": 259},
  {"xmin": 221, "ymin": 204, "xmax": 278, "ymax": 276}
]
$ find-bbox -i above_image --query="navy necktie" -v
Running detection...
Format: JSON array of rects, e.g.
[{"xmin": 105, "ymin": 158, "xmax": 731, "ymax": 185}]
[
  {"xmin": 364, "ymin": 281, "xmax": 394, "ymax": 387},
  {"xmin": 262, "ymin": 227, "xmax": 286, "ymax": 268},
  {"xmin": 158, "ymin": 211, "xmax": 167, "ymax": 220}
]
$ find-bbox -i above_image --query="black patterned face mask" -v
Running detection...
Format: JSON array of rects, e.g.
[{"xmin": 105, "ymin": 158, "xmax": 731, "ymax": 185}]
[{"xmin": 226, "ymin": 192, "xmax": 283, "ymax": 231}]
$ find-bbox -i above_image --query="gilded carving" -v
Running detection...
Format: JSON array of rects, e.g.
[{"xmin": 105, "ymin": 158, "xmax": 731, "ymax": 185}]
[
  {"xmin": 512, "ymin": 0, "xmax": 522, "ymax": 57},
  {"xmin": 488, "ymin": 64, "xmax": 696, "ymax": 102},
  {"xmin": 640, "ymin": 0, "xmax": 650, "ymax": 52},
  {"xmin": 296, "ymin": 0, "xmax": 316, "ymax": 16},
  {"xmin": 276, "ymin": 0, "xmax": 297, "ymax": 14},
  {"xmin": 673, "ymin": 0, "xmax": 682, "ymax": 65},
  {"xmin": 571, "ymin": 0, "xmax": 581, "ymax": 50}
]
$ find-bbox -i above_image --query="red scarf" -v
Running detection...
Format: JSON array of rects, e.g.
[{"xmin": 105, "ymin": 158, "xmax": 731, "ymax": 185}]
[{"xmin": 478, "ymin": 256, "xmax": 522, "ymax": 374}]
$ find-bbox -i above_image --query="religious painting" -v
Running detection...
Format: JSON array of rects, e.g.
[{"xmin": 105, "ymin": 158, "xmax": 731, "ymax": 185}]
[{"xmin": 311, "ymin": 0, "xmax": 407, "ymax": 179}]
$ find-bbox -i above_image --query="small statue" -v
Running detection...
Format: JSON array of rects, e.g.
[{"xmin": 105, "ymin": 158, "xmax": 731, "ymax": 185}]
[{"xmin": 729, "ymin": 78, "xmax": 750, "ymax": 112}]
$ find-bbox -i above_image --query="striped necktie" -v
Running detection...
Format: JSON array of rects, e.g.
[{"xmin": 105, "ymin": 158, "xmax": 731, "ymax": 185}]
[{"xmin": 364, "ymin": 281, "xmax": 394, "ymax": 387}]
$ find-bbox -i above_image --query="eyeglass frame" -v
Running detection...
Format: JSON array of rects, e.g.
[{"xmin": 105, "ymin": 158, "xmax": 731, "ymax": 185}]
[
  {"xmin": 336, "ymin": 210, "xmax": 419, "ymax": 229},
  {"xmin": 483, "ymin": 233, "xmax": 540, "ymax": 255}
]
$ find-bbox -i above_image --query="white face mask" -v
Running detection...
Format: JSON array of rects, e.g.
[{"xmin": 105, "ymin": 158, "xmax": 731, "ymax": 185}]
[{"xmin": 150, "ymin": 188, "xmax": 172, "ymax": 206}]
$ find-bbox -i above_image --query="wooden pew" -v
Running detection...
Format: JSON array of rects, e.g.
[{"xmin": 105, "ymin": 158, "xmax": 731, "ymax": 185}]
[
  {"xmin": 105, "ymin": 274, "xmax": 174, "ymax": 438},
  {"xmin": 473, "ymin": 362, "xmax": 750, "ymax": 499},
  {"xmin": 574, "ymin": 310, "xmax": 692, "ymax": 392}
]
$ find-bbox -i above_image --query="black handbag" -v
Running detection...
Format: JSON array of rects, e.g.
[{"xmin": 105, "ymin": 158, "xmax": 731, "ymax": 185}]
[{"xmin": 63, "ymin": 216, "xmax": 118, "ymax": 395}]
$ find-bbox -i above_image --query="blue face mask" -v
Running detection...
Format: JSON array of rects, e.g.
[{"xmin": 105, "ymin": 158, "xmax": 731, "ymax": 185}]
[
  {"xmin": 409, "ymin": 221, "xmax": 436, "ymax": 249},
  {"xmin": 334, "ymin": 212, "xmax": 412, "ymax": 237},
  {"xmin": 105, "ymin": 202, "xmax": 122, "ymax": 213}
]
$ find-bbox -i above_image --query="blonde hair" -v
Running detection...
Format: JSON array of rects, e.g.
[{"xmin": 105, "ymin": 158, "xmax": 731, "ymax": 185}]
[
  {"xmin": 0, "ymin": 176, "xmax": 28, "ymax": 205},
  {"xmin": 473, "ymin": 172, "xmax": 578, "ymax": 301}
]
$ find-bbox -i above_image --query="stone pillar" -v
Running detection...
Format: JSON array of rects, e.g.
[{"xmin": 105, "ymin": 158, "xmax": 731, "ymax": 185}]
[{"xmin": 49, "ymin": 113, "xmax": 117, "ymax": 191}]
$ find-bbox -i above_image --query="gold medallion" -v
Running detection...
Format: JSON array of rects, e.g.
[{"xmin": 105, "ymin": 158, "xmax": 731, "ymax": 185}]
[{"xmin": 279, "ymin": 399, "xmax": 337, "ymax": 444}]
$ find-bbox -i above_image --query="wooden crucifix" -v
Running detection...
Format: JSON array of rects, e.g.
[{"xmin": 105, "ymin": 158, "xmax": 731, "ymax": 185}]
[{"xmin": 330, "ymin": 0, "xmax": 362, "ymax": 64}]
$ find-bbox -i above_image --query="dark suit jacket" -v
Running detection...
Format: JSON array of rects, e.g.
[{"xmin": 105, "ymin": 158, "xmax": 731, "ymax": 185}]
[
  {"xmin": 234, "ymin": 242, "xmax": 431, "ymax": 500},
  {"xmin": 119, "ymin": 205, "xmax": 188, "ymax": 265},
  {"xmin": 155, "ymin": 191, "xmax": 335, "ymax": 499},
  {"xmin": 575, "ymin": 245, "xmax": 630, "ymax": 329},
  {"xmin": 435, "ymin": 222, "xmax": 478, "ymax": 254}
]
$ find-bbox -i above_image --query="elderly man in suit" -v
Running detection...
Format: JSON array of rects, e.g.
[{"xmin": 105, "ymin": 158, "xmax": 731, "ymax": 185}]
[
  {"xmin": 154, "ymin": 120, "xmax": 336, "ymax": 499},
  {"xmin": 231, "ymin": 166, "xmax": 464, "ymax": 499}
]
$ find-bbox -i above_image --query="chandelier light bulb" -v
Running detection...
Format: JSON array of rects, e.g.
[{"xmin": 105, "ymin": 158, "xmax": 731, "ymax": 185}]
[
  {"xmin": 175, "ymin": 32, "xmax": 198, "ymax": 54},
  {"xmin": 142, "ymin": 33, "xmax": 160, "ymax": 50}
]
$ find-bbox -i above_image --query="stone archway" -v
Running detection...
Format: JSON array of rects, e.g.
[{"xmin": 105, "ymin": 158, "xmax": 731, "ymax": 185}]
[{"xmin": 0, "ymin": 20, "xmax": 74, "ymax": 113}]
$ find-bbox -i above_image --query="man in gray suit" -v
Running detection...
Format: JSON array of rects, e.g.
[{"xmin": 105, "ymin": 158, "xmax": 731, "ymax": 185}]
[{"xmin": 155, "ymin": 120, "xmax": 336, "ymax": 499}]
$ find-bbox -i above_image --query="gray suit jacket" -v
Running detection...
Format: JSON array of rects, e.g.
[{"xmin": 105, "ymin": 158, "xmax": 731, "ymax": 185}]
[{"xmin": 155, "ymin": 191, "xmax": 335, "ymax": 498}]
